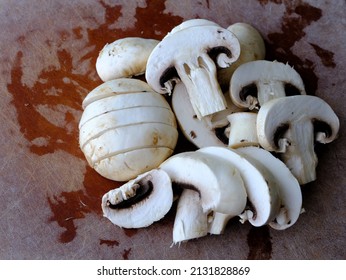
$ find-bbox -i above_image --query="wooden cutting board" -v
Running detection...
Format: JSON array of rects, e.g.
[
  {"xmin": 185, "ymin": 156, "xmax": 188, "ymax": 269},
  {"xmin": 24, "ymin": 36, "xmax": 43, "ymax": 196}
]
[{"xmin": 0, "ymin": 0, "xmax": 345, "ymax": 259}]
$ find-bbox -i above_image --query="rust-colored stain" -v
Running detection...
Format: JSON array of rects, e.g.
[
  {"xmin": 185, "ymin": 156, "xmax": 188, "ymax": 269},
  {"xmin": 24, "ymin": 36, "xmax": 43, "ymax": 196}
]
[
  {"xmin": 122, "ymin": 248, "xmax": 132, "ymax": 260},
  {"xmin": 6, "ymin": 0, "xmax": 182, "ymax": 245},
  {"xmin": 247, "ymin": 226, "xmax": 272, "ymax": 260},
  {"xmin": 99, "ymin": 239, "xmax": 120, "ymax": 247},
  {"xmin": 265, "ymin": 1, "xmax": 325, "ymax": 95}
]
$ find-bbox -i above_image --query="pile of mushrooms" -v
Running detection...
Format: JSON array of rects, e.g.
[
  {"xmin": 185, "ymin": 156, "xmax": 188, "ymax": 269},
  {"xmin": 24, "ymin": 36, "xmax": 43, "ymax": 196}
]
[{"xmin": 78, "ymin": 19, "xmax": 340, "ymax": 245}]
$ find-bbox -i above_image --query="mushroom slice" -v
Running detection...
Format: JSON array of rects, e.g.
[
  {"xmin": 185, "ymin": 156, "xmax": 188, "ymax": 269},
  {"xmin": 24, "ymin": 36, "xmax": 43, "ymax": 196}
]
[
  {"xmin": 102, "ymin": 169, "xmax": 173, "ymax": 228},
  {"xmin": 230, "ymin": 60, "xmax": 306, "ymax": 110},
  {"xmin": 160, "ymin": 151, "xmax": 247, "ymax": 215},
  {"xmin": 226, "ymin": 112, "xmax": 259, "ymax": 148},
  {"xmin": 197, "ymin": 146, "xmax": 281, "ymax": 229},
  {"xmin": 172, "ymin": 189, "xmax": 208, "ymax": 245},
  {"xmin": 82, "ymin": 78, "xmax": 153, "ymax": 109},
  {"xmin": 257, "ymin": 95, "xmax": 340, "ymax": 185},
  {"xmin": 218, "ymin": 22, "xmax": 266, "ymax": 89},
  {"xmin": 172, "ymin": 82, "xmax": 244, "ymax": 148},
  {"xmin": 236, "ymin": 146, "xmax": 302, "ymax": 230},
  {"xmin": 146, "ymin": 25, "xmax": 240, "ymax": 119},
  {"xmin": 168, "ymin": 18, "xmax": 220, "ymax": 35},
  {"xmin": 96, "ymin": 37, "xmax": 159, "ymax": 82}
]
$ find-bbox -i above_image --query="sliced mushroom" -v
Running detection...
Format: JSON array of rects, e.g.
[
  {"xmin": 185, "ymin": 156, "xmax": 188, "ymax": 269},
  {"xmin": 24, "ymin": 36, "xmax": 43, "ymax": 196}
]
[
  {"xmin": 96, "ymin": 37, "xmax": 159, "ymax": 82},
  {"xmin": 218, "ymin": 22, "xmax": 266, "ymax": 89},
  {"xmin": 79, "ymin": 79, "xmax": 178, "ymax": 181},
  {"xmin": 102, "ymin": 169, "xmax": 173, "ymax": 228},
  {"xmin": 172, "ymin": 189, "xmax": 209, "ymax": 245},
  {"xmin": 257, "ymin": 95, "xmax": 340, "ymax": 185},
  {"xmin": 171, "ymin": 82, "xmax": 244, "ymax": 148},
  {"xmin": 81, "ymin": 78, "xmax": 153, "ymax": 109},
  {"xmin": 236, "ymin": 146, "xmax": 302, "ymax": 230},
  {"xmin": 226, "ymin": 112, "xmax": 259, "ymax": 148},
  {"xmin": 197, "ymin": 147, "xmax": 281, "ymax": 230},
  {"xmin": 159, "ymin": 151, "xmax": 247, "ymax": 215},
  {"xmin": 146, "ymin": 25, "xmax": 240, "ymax": 119},
  {"xmin": 230, "ymin": 60, "xmax": 306, "ymax": 110},
  {"xmin": 168, "ymin": 18, "xmax": 220, "ymax": 35}
]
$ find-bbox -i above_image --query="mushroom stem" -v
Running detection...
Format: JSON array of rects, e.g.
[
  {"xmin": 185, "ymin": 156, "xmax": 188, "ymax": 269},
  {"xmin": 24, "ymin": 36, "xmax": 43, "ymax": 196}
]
[
  {"xmin": 280, "ymin": 120, "xmax": 317, "ymax": 185},
  {"xmin": 208, "ymin": 212, "xmax": 235, "ymax": 235},
  {"xmin": 177, "ymin": 53, "xmax": 227, "ymax": 119},
  {"xmin": 226, "ymin": 112, "xmax": 259, "ymax": 148}
]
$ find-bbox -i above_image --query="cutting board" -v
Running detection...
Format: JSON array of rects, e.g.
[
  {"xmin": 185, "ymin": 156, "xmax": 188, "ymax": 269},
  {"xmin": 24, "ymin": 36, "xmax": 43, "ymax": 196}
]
[{"xmin": 0, "ymin": 0, "xmax": 345, "ymax": 259}]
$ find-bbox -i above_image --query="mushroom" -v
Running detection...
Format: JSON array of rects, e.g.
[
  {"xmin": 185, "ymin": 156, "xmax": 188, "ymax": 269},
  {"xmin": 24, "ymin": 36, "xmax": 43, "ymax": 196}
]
[
  {"xmin": 230, "ymin": 60, "xmax": 306, "ymax": 110},
  {"xmin": 79, "ymin": 78, "xmax": 178, "ymax": 181},
  {"xmin": 236, "ymin": 146, "xmax": 302, "ymax": 230},
  {"xmin": 145, "ymin": 24, "xmax": 240, "ymax": 119},
  {"xmin": 171, "ymin": 82, "xmax": 244, "ymax": 148},
  {"xmin": 172, "ymin": 189, "xmax": 209, "ymax": 245},
  {"xmin": 96, "ymin": 37, "xmax": 159, "ymax": 82},
  {"xmin": 218, "ymin": 22, "xmax": 266, "ymax": 89},
  {"xmin": 102, "ymin": 169, "xmax": 173, "ymax": 228},
  {"xmin": 159, "ymin": 151, "xmax": 247, "ymax": 216},
  {"xmin": 257, "ymin": 95, "xmax": 340, "ymax": 185},
  {"xmin": 226, "ymin": 112, "xmax": 259, "ymax": 148},
  {"xmin": 197, "ymin": 146, "xmax": 281, "ymax": 231},
  {"xmin": 168, "ymin": 18, "xmax": 220, "ymax": 35}
]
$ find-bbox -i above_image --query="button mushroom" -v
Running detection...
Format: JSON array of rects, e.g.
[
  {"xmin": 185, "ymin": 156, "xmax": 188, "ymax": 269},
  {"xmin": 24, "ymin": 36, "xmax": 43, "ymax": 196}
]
[
  {"xmin": 79, "ymin": 78, "xmax": 178, "ymax": 181},
  {"xmin": 230, "ymin": 60, "xmax": 306, "ymax": 110},
  {"xmin": 196, "ymin": 147, "xmax": 281, "ymax": 231},
  {"xmin": 236, "ymin": 146, "xmax": 302, "ymax": 230},
  {"xmin": 102, "ymin": 169, "xmax": 173, "ymax": 228},
  {"xmin": 96, "ymin": 37, "xmax": 159, "ymax": 82},
  {"xmin": 257, "ymin": 95, "xmax": 340, "ymax": 185},
  {"xmin": 160, "ymin": 151, "xmax": 247, "ymax": 216},
  {"xmin": 218, "ymin": 22, "xmax": 266, "ymax": 89},
  {"xmin": 145, "ymin": 24, "xmax": 240, "ymax": 119}
]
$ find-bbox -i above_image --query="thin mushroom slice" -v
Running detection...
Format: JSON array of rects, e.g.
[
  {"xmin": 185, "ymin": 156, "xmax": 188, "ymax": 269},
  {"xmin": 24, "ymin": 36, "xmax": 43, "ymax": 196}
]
[
  {"xmin": 102, "ymin": 169, "xmax": 173, "ymax": 228},
  {"xmin": 82, "ymin": 78, "xmax": 153, "ymax": 109},
  {"xmin": 236, "ymin": 146, "xmax": 302, "ymax": 230},
  {"xmin": 257, "ymin": 95, "xmax": 340, "ymax": 185},
  {"xmin": 230, "ymin": 60, "xmax": 306, "ymax": 110},
  {"xmin": 146, "ymin": 25, "xmax": 240, "ymax": 119},
  {"xmin": 172, "ymin": 82, "xmax": 244, "ymax": 148},
  {"xmin": 172, "ymin": 189, "xmax": 208, "ymax": 245},
  {"xmin": 160, "ymin": 151, "xmax": 247, "ymax": 216},
  {"xmin": 197, "ymin": 146, "xmax": 281, "ymax": 229},
  {"xmin": 96, "ymin": 37, "xmax": 159, "ymax": 82}
]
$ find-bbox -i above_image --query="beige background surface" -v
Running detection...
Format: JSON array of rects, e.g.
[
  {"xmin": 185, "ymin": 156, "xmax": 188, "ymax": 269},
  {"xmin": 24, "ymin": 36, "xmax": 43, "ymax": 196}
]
[{"xmin": 0, "ymin": 0, "xmax": 345, "ymax": 259}]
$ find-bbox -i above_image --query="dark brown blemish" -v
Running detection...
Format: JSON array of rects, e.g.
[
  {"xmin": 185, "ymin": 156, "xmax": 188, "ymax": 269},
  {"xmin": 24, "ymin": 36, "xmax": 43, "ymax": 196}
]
[
  {"xmin": 122, "ymin": 248, "xmax": 132, "ymax": 260},
  {"xmin": 265, "ymin": 2, "xmax": 323, "ymax": 95},
  {"xmin": 190, "ymin": 130, "xmax": 197, "ymax": 139},
  {"xmin": 123, "ymin": 228, "xmax": 139, "ymax": 238},
  {"xmin": 247, "ymin": 226, "xmax": 272, "ymax": 260},
  {"xmin": 99, "ymin": 239, "xmax": 120, "ymax": 247},
  {"xmin": 309, "ymin": 43, "xmax": 336, "ymax": 68}
]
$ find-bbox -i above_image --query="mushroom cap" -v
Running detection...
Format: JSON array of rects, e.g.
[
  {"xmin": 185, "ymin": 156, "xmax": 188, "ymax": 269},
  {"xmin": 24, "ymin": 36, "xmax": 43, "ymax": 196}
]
[
  {"xmin": 257, "ymin": 95, "xmax": 340, "ymax": 151},
  {"xmin": 217, "ymin": 22, "xmax": 266, "ymax": 88},
  {"xmin": 237, "ymin": 146, "xmax": 302, "ymax": 230},
  {"xmin": 197, "ymin": 146, "xmax": 281, "ymax": 227},
  {"xmin": 169, "ymin": 18, "xmax": 220, "ymax": 35},
  {"xmin": 82, "ymin": 78, "xmax": 153, "ymax": 109},
  {"xmin": 145, "ymin": 25, "xmax": 240, "ymax": 94},
  {"xmin": 96, "ymin": 37, "xmax": 159, "ymax": 82},
  {"xmin": 102, "ymin": 169, "xmax": 173, "ymax": 228},
  {"xmin": 230, "ymin": 60, "xmax": 306, "ymax": 108},
  {"xmin": 160, "ymin": 151, "xmax": 247, "ymax": 215}
]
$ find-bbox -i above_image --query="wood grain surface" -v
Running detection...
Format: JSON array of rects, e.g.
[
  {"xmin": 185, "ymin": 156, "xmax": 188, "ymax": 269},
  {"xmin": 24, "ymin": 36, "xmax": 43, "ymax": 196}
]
[{"xmin": 0, "ymin": 0, "xmax": 345, "ymax": 259}]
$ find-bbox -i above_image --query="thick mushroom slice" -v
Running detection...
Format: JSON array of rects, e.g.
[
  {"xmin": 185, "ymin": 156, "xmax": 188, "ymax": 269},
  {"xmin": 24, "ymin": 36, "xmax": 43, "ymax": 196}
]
[
  {"xmin": 230, "ymin": 60, "xmax": 306, "ymax": 110},
  {"xmin": 172, "ymin": 82, "xmax": 244, "ymax": 148},
  {"xmin": 236, "ymin": 146, "xmax": 302, "ymax": 230},
  {"xmin": 146, "ymin": 24, "xmax": 240, "ymax": 119},
  {"xmin": 96, "ymin": 37, "xmax": 159, "ymax": 82},
  {"xmin": 102, "ymin": 169, "xmax": 173, "ymax": 228},
  {"xmin": 197, "ymin": 146, "xmax": 281, "ymax": 230},
  {"xmin": 172, "ymin": 189, "xmax": 209, "ymax": 245},
  {"xmin": 218, "ymin": 22, "xmax": 266, "ymax": 89},
  {"xmin": 168, "ymin": 18, "xmax": 220, "ymax": 35},
  {"xmin": 160, "ymin": 151, "xmax": 247, "ymax": 216},
  {"xmin": 257, "ymin": 95, "xmax": 340, "ymax": 185}
]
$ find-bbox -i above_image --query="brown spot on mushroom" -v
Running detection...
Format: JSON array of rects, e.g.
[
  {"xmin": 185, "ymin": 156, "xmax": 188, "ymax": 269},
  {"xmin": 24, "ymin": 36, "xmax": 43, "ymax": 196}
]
[{"xmin": 190, "ymin": 130, "xmax": 197, "ymax": 139}]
